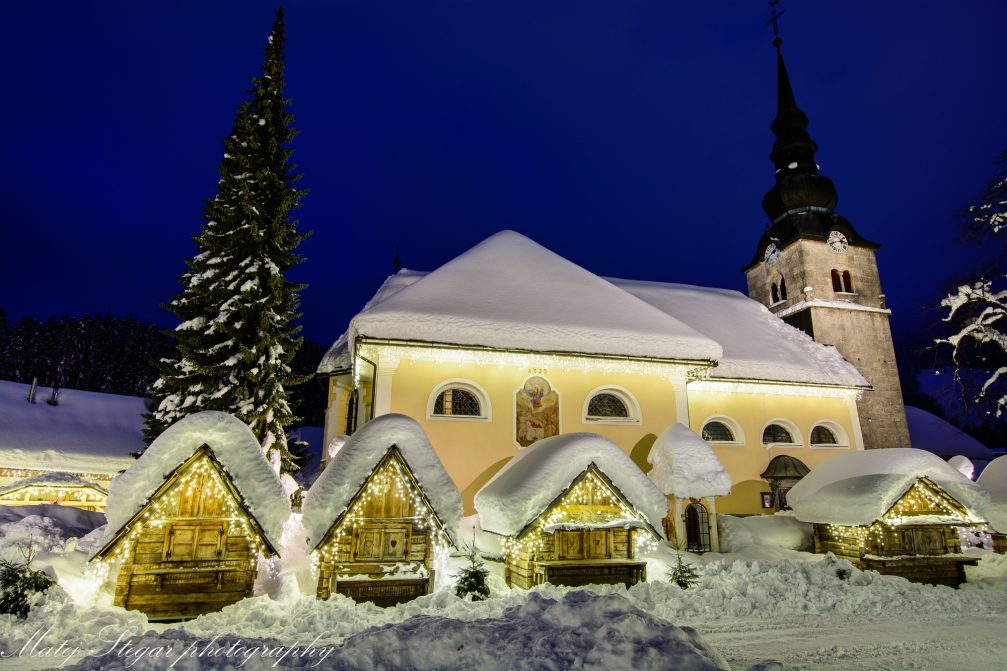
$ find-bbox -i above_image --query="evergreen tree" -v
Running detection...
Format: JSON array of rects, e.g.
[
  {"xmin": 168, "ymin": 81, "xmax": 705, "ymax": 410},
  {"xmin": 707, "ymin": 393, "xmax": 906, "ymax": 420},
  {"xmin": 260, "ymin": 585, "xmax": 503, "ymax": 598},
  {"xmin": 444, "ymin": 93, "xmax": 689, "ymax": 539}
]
[
  {"xmin": 453, "ymin": 542, "xmax": 491, "ymax": 601},
  {"xmin": 146, "ymin": 9, "xmax": 308, "ymax": 472}
]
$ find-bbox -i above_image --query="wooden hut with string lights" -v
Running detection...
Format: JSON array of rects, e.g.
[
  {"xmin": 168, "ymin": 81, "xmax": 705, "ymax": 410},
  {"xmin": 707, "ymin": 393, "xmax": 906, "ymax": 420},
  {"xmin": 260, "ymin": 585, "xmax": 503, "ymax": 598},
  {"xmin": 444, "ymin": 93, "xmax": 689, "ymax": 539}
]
[
  {"xmin": 303, "ymin": 414, "xmax": 462, "ymax": 606},
  {"xmin": 0, "ymin": 472, "xmax": 109, "ymax": 511},
  {"xmin": 475, "ymin": 433, "xmax": 666, "ymax": 589},
  {"xmin": 90, "ymin": 412, "xmax": 290, "ymax": 621},
  {"xmin": 788, "ymin": 449, "xmax": 991, "ymax": 587}
]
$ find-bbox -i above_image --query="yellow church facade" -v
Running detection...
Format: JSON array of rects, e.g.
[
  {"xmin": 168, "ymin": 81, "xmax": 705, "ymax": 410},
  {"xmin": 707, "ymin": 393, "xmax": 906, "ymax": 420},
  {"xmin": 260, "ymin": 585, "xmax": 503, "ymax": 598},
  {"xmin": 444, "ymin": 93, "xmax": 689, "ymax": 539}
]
[{"xmin": 319, "ymin": 231, "xmax": 868, "ymax": 518}]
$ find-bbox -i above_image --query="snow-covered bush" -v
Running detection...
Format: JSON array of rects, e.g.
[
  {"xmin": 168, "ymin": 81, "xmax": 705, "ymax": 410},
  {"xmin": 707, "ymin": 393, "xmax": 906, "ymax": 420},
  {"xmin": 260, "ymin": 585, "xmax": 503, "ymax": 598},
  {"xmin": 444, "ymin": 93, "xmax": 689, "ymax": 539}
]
[{"xmin": 0, "ymin": 558, "xmax": 53, "ymax": 619}]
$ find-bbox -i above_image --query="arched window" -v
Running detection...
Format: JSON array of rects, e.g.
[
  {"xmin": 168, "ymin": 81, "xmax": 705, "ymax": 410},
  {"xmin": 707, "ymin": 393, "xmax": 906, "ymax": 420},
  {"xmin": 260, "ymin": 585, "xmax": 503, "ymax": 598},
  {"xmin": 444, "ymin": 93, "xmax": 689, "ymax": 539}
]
[
  {"xmin": 433, "ymin": 388, "xmax": 480, "ymax": 416},
  {"xmin": 779, "ymin": 277, "xmax": 788, "ymax": 300},
  {"xmin": 831, "ymin": 269, "xmax": 842, "ymax": 292},
  {"xmin": 762, "ymin": 422, "xmax": 796, "ymax": 445},
  {"xmin": 702, "ymin": 420, "xmax": 735, "ymax": 442},
  {"xmin": 428, "ymin": 380, "xmax": 491, "ymax": 420},
  {"xmin": 587, "ymin": 393, "xmax": 628, "ymax": 418},
  {"xmin": 685, "ymin": 503, "xmax": 711, "ymax": 553},
  {"xmin": 583, "ymin": 386, "xmax": 640, "ymax": 424},
  {"xmin": 842, "ymin": 270, "xmax": 853, "ymax": 293},
  {"xmin": 771, "ymin": 283, "xmax": 779, "ymax": 303},
  {"xmin": 809, "ymin": 422, "xmax": 849, "ymax": 448}
]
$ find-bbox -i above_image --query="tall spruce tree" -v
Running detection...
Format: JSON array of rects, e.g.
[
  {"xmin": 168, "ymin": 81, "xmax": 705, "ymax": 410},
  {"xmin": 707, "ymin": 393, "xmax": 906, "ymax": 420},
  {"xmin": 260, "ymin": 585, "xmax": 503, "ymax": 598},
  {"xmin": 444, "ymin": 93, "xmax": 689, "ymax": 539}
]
[{"xmin": 146, "ymin": 9, "xmax": 307, "ymax": 472}]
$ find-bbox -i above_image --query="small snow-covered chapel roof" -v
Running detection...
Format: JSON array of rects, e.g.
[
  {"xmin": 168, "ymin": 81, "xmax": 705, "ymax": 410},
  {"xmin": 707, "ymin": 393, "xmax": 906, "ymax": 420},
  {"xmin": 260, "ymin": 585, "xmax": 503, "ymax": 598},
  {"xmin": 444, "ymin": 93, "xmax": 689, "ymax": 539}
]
[
  {"xmin": 611, "ymin": 279, "xmax": 868, "ymax": 387},
  {"xmin": 904, "ymin": 406, "xmax": 994, "ymax": 460},
  {"xmin": 302, "ymin": 414, "xmax": 463, "ymax": 550},
  {"xmin": 98, "ymin": 411, "xmax": 289, "ymax": 554},
  {"xmin": 647, "ymin": 423, "xmax": 732, "ymax": 499},
  {"xmin": 475, "ymin": 432, "xmax": 668, "ymax": 537},
  {"xmin": 0, "ymin": 379, "xmax": 146, "ymax": 475},
  {"xmin": 345, "ymin": 231, "xmax": 722, "ymax": 363},
  {"xmin": 787, "ymin": 448, "xmax": 991, "ymax": 527}
]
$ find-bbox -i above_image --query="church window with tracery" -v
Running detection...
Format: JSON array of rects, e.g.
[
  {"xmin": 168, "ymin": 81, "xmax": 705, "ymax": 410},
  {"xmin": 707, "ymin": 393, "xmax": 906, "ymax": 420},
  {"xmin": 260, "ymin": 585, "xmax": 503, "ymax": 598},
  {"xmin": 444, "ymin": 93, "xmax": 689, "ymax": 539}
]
[{"xmin": 433, "ymin": 388, "xmax": 481, "ymax": 416}]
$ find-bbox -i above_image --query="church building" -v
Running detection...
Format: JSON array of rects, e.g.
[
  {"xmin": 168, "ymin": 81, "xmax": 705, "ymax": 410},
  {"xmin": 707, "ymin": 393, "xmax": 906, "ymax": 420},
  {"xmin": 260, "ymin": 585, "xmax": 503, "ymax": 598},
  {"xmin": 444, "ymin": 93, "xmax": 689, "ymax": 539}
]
[{"xmin": 317, "ymin": 40, "xmax": 910, "ymax": 518}]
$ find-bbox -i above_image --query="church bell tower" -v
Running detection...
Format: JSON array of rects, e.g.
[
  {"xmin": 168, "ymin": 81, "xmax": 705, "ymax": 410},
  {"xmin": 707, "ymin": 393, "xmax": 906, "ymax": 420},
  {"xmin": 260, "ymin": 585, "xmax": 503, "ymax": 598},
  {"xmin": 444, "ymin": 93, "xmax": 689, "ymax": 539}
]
[{"xmin": 743, "ymin": 33, "xmax": 911, "ymax": 450}]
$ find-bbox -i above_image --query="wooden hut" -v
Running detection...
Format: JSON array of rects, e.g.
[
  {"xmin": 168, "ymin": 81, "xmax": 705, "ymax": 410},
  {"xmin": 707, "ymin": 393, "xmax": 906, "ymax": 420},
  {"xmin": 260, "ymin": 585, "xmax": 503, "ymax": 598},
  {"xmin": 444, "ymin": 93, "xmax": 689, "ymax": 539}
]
[
  {"xmin": 788, "ymin": 448, "xmax": 991, "ymax": 587},
  {"xmin": 476, "ymin": 432, "xmax": 666, "ymax": 589},
  {"xmin": 647, "ymin": 423, "xmax": 732, "ymax": 552},
  {"xmin": 0, "ymin": 472, "xmax": 108, "ymax": 511},
  {"xmin": 90, "ymin": 411, "xmax": 289, "ymax": 621},
  {"xmin": 303, "ymin": 414, "xmax": 462, "ymax": 606}
]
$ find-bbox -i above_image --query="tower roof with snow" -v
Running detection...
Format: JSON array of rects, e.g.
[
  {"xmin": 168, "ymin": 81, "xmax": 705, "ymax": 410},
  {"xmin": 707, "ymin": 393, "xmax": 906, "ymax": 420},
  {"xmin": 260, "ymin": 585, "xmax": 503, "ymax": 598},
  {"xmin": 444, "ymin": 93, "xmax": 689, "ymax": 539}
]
[
  {"xmin": 345, "ymin": 230, "xmax": 722, "ymax": 363},
  {"xmin": 318, "ymin": 233, "xmax": 867, "ymax": 389},
  {"xmin": 787, "ymin": 448, "xmax": 991, "ymax": 527},
  {"xmin": 97, "ymin": 411, "xmax": 289, "ymax": 554},
  {"xmin": 302, "ymin": 413, "xmax": 463, "ymax": 549},
  {"xmin": 475, "ymin": 432, "xmax": 668, "ymax": 537},
  {"xmin": 646, "ymin": 423, "xmax": 732, "ymax": 499},
  {"xmin": 0, "ymin": 379, "xmax": 146, "ymax": 476}
]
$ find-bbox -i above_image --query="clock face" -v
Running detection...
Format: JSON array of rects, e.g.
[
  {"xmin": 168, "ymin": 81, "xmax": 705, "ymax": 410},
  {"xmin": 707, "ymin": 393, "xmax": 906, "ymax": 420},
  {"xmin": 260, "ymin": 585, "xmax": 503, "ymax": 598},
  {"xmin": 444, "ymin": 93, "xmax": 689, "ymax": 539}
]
[
  {"xmin": 764, "ymin": 243, "xmax": 780, "ymax": 266},
  {"xmin": 827, "ymin": 230, "xmax": 849, "ymax": 254}
]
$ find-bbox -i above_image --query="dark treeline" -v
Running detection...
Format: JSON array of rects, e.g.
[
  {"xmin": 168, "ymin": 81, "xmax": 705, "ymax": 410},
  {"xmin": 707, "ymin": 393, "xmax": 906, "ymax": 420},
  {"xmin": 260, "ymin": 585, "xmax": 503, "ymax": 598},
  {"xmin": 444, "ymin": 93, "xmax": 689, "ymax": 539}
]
[{"xmin": 0, "ymin": 308, "xmax": 173, "ymax": 397}]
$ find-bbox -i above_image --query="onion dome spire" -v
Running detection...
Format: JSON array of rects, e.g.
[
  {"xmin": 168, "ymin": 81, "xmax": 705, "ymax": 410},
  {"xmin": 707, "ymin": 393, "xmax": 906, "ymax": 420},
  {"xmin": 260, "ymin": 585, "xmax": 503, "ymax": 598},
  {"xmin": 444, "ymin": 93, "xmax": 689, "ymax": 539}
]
[{"xmin": 761, "ymin": 36, "xmax": 839, "ymax": 223}]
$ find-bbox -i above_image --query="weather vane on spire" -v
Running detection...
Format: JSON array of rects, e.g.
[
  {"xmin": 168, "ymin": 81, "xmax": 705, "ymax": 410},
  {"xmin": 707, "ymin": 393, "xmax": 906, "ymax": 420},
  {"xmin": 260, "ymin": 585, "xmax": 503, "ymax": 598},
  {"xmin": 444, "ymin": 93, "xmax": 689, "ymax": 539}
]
[{"xmin": 764, "ymin": 0, "xmax": 786, "ymax": 49}]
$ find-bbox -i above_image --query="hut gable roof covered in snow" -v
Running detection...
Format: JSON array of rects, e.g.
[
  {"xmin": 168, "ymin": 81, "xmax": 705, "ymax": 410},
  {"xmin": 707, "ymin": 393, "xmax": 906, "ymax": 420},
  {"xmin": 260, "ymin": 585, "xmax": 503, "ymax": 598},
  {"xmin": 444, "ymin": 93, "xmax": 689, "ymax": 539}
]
[
  {"xmin": 302, "ymin": 414, "xmax": 463, "ymax": 549},
  {"xmin": 318, "ymin": 232, "xmax": 866, "ymax": 388},
  {"xmin": 344, "ymin": 230, "xmax": 723, "ymax": 364},
  {"xmin": 904, "ymin": 406, "xmax": 994, "ymax": 460},
  {"xmin": 475, "ymin": 432, "xmax": 668, "ymax": 537},
  {"xmin": 0, "ymin": 379, "xmax": 146, "ymax": 475},
  {"xmin": 787, "ymin": 448, "xmax": 991, "ymax": 527},
  {"xmin": 96, "ymin": 411, "xmax": 289, "ymax": 554},
  {"xmin": 647, "ymin": 423, "xmax": 732, "ymax": 499}
]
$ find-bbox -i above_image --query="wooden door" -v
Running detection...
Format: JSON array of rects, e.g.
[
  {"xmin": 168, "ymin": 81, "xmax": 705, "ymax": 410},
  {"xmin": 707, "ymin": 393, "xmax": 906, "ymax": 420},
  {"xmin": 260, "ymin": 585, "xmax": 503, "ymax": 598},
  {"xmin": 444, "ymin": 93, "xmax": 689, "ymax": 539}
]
[
  {"xmin": 557, "ymin": 531, "xmax": 585, "ymax": 559},
  {"xmin": 353, "ymin": 524, "xmax": 410, "ymax": 562},
  {"xmin": 163, "ymin": 523, "xmax": 224, "ymax": 561},
  {"xmin": 586, "ymin": 530, "xmax": 610, "ymax": 559},
  {"xmin": 910, "ymin": 528, "xmax": 947, "ymax": 555}
]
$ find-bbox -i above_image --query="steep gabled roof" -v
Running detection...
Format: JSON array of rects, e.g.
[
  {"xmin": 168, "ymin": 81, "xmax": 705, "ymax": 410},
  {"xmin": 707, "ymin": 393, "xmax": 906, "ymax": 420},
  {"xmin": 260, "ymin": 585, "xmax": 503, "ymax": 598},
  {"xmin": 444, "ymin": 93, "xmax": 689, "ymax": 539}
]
[
  {"xmin": 346, "ymin": 231, "xmax": 722, "ymax": 363},
  {"xmin": 302, "ymin": 414, "xmax": 462, "ymax": 550},
  {"xmin": 788, "ymin": 448, "xmax": 991, "ymax": 526},
  {"xmin": 96, "ymin": 411, "xmax": 289, "ymax": 555},
  {"xmin": 475, "ymin": 432, "xmax": 667, "ymax": 537}
]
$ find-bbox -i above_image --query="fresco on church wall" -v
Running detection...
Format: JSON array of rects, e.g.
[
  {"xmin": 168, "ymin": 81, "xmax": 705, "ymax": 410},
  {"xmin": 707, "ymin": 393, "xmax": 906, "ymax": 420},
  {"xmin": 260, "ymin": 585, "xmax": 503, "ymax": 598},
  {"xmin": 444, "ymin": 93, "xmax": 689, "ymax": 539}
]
[{"xmin": 516, "ymin": 376, "xmax": 560, "ymax": 447}]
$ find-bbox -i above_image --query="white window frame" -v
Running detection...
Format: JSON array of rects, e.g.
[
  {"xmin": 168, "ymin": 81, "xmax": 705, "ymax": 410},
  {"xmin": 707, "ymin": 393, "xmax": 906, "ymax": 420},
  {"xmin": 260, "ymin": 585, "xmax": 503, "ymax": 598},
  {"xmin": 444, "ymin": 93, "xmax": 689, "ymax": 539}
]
[
  {"xmin": 808, "ymin": 421, "xmax": 850, "ymax": 449},
  {"xmin": 699, "ymin": 415, "xmax": 744, "ymax": 446},
  {"xmin": 761, "ymin": 419, "xmax": 803, "ymax": 448},
  {"xmin": 582, "ymin": 385, "xmax": 642, "ymax": 425},
  {"xmin": 427, "ymin": 379, "xmax": 491, "ymax": 422}
]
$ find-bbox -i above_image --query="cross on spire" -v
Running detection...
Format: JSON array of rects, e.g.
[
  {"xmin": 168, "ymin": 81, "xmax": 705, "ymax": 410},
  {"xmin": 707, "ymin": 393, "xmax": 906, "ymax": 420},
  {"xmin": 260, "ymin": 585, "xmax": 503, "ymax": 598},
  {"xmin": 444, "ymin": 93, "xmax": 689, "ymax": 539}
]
[{"xmin": 764, "ymin": 0, "xmax": 786, "ymax": 48}]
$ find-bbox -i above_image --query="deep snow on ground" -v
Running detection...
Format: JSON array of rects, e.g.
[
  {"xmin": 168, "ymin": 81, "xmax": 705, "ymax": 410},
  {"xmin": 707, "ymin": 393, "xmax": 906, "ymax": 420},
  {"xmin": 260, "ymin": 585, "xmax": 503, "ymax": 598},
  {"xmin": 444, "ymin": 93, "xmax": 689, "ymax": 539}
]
[{"xmin": 0, "ymin": 506, "xmax": 1004, "ymax": 670}]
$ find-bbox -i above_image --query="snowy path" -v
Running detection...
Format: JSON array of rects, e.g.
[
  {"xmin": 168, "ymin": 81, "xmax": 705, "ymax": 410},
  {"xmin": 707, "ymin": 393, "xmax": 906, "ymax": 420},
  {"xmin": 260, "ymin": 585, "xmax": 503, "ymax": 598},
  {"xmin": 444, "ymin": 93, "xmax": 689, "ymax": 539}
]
[{"xmin": 700, "ymin": 614, "xmax": 1007, "ymax": 670}]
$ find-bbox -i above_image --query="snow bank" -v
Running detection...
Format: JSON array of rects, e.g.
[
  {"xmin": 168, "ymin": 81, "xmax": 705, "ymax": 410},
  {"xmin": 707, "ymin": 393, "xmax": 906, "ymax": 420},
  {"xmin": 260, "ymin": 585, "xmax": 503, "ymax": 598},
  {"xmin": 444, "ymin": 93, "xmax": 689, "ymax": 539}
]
[
  {"xmin": 905, "ymin": 406, "xmax": 993, "ymax": 459},
  {"xmin": 0, "ymin": 471, "xmax": 108, "ymax": 496},
  {"xmin": 948, "ymin": 455, "xmax": 975, "ymax": 480},
  {"xmin": 647, "ymin": 423, "xmax": 732, "ymax": 498},
  {"xmin": 476, "ymin": 432, "xmax": 667, "ymax": 537},
  {"xmin": 977, "ymin": 455, "xmax": 1007, "ymax": 533},
  {"xmin": 0, "ymin": 378, "xmax": 145, "ymax": 475},
  {"xmin": 302, "ymin": 414, "xmax": 462, "ymax": 549},
  {"xmin": 787, "ymin": 448, "xmax": 991, "ymax": 526},
  {"xmin": 99, "ymin": 411, "xmax": 289, "ymax": 554},
  {"xmin": 348, "ymin": 231, "xmax": 722, "ymax": 362},
  {"xmin": 717, "ymin": 514, "xmax": 813, "ymax": 553}
]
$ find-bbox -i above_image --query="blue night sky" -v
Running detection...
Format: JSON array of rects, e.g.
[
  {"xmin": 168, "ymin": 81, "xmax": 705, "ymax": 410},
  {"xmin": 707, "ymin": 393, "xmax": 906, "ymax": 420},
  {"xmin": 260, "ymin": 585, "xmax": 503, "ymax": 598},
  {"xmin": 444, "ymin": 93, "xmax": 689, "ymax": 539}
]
[{"xmin": 2, "ymin": 1, "xmax": 1005, "ymax": 356}]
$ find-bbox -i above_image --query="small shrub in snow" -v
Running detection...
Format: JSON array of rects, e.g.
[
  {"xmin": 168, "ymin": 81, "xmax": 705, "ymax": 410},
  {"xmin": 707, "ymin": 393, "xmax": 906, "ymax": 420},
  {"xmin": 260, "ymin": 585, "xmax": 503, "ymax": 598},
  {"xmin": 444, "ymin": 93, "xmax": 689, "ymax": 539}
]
[
  {"xmin": 454, "ymin": 543, "xmax": 491, "ymax": 601},
  {"xmin": 0, "ymin": 558, "xmax": 53, "ymax": 619},
  {"xmin": 667, "ymin": 552, "xmax": 702, "ymax": 589}
]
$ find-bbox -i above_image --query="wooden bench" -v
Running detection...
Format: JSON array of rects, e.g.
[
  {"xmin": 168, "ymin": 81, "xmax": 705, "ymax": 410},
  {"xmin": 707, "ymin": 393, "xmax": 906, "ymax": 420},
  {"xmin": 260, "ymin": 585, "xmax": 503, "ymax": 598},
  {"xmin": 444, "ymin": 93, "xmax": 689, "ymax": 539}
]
[{"xmin": 533, "ymin": 559, "xmax": 646, "ymax": 588}]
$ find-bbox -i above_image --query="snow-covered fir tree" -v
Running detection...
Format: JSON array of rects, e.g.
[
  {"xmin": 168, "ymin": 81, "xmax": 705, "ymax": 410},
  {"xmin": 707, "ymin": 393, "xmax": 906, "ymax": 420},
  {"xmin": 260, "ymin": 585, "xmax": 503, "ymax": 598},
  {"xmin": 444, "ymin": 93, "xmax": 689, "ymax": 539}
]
[
  {"xmin": 146, "ymin": 9, "xmax": 307, "ymax": 471},
  {"xmin": 938, "ymin": 150, "xmax": 1007, "ymax": 419}
]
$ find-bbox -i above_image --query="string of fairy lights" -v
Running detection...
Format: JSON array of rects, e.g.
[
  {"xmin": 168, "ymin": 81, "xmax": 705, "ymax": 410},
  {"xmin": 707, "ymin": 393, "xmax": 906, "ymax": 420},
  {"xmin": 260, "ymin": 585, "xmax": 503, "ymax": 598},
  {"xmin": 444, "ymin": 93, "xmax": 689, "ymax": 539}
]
[
  {"xmin": 0, "ymin": 485, "xmax": 106, "ymax": 505},
  {"xmin": 501, "ymin": 470, "xmax": 659, "ymax": 562},
  {"xmin": 93, "ymin": 456, "xmax": 264, "ymax": 572},
  {"xmin": 0, "ymin": 468, "xmax": 114, "ymax": 482},
  {"xmin": 310, "ymin": 458, "xmax": 451, "ymax": 577}
]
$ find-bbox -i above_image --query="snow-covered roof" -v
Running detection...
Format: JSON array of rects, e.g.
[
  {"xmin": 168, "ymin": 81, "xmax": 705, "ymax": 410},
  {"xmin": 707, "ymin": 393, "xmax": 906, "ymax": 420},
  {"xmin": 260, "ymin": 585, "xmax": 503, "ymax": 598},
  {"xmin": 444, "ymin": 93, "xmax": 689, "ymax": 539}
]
[
  {"xmin": 904, "ymin": 406, "xmax": 994, "ymax": 460},
  {"xmin": 346, "ymin": 231, "xmax": 722, "ymax": 363},
  {"xmin": 98, "ymin": 411, "xmax": 289, "ymax": 554},
  {"xmin": 647, "ymin": 423, "xmax": 732, "ymax": 499},
  {"xmin": 787, "ymin": 448, "xmax": 991, "ymax": 527},
  {"xmin": 0, "ymin": 379, "xmax": 146, "ymax": 475},
  {"xmin": 612, "ymin": 280, "xmax": 868, "ymax": 387},
  {"xmin": 0, "ymin": 471, "xmax": 108, "ymax": 496},
  {"xmin": 475, "ymin": 432, "xmax": 668, "ymax": 537},
  {"xmin": 319, "ymin": 232, "xmax": 867, "ymax": 388},
  {"xmin": 302, "ymin": 414, "xmax": 463, "ymax": 550}
]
